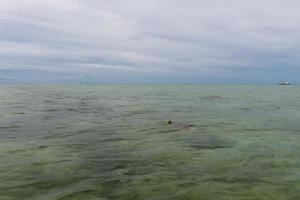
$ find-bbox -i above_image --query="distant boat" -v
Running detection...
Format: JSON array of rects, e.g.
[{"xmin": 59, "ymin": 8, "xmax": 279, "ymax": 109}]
[{"xmin": 279, "ymin": 81, "xmax": 291, "ymax": 85}]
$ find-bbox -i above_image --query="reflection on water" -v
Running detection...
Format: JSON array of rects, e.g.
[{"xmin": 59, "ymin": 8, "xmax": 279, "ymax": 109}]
[{"xmin": 0, "ymin": 84, "xmax": 300, "ymax": 200}]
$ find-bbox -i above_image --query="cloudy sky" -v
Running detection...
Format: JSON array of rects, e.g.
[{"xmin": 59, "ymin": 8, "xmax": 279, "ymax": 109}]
[{"xmin": 0, "ymin": 0, "xmax": 300, "ymax": 83}]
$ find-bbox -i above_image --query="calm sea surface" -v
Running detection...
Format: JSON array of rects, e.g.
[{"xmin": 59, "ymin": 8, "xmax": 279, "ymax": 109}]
[{"xmin": 0, "ymin": 84, "xmax": 300, "ymax": 200}]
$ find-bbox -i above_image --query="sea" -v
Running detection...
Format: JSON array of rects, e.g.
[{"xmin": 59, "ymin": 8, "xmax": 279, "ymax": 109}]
[{"xmin": 0, "ymin": 84, "xmax": 299, "ymax": 200}]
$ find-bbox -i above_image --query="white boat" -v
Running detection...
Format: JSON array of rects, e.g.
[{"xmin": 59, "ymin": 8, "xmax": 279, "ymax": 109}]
[{"xmin": 279, "ymin": 82, "xmax": 291, "ymax": 85}]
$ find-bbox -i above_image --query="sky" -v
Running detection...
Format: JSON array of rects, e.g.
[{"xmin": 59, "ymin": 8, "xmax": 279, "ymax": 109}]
[{"xmin": 0, "ymin": 0, "xmax": 300, "ymax": 83}]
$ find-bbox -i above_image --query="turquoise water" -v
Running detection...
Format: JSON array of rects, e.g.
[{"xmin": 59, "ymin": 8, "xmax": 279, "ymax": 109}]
[{"xmin": 0, "ymin": 84, "xmax": 299, "ymax": 200}]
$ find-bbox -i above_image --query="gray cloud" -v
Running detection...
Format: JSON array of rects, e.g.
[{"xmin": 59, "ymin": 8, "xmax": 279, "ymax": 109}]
[{"xmin": 0, "ymin": 0, "xmax": 300, "ymax": 83}]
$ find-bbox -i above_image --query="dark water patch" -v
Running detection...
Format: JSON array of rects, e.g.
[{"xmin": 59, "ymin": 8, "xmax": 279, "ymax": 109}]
[
  {"xmin": 159, "ymin": 129, "xmax": 178, "ymax": 133},
  {"xmin": 124, "ymin": 111, "xmax": 148, "ymax": 117},
  {"xmin": 6, "ymin": 148, "xmax": 27, "ymax": 154},
  {"xmin": 244, "ymin": 128, "xmax": 261, "ymax": 132},
  {"xmin": 98, "ymin": 137, "xmax": 132, "ymax": 143},
  {"xmin": 136, "ymin": 126, "xmax": 162, "ymax": 133},
  {"xmin": 243, "ymin": 128, "xmax": 270, "ymax": 132},
  {"xmin": 77, "ymin": 129, "xmax": 98, "ymax": 134},
  {"xmin": 76, "ymin": 108, "xmax": 94, "ymax": 114},
  {"xmin": 186, "ymin": 136, "xmax": 234, "ymax": 150},
  {"xmin": 198, "ymin": 122, "xmax": 236, "ymax": 129},
  {"xmin": 65, "ymin": 108, "xmax": 78, "ymax": 111},
  {"xmin": 42, "ymin": 108, "xmax": 61, "ymax": 112},
  {"xmin": 12, "ymin": 112, "xmax": 27, "ymax": 115},
  {"xmin": 80, "ymin": 157, "xmax": 132, "ymax": 175},
  {"xmin": 41, "ymin": 115, "xmax": 56, "ymax": 121},
  {"xmin": 60, "ymin": 143, "xmax": 90, "ymax": 150},
  {"xmin": 239, "ymin": 107, "xmax": 252, "ymax": 111},
  {"xmin": 55, "ymin": 96, "xmax": 65, "ymax": 100},
  {"xmin": 44, "ymin": 100, "xmax": 54, "ymax": 103},
  {"xmin": 218, "ymin": 122, "xmax": 236, "ymax": 125},
  {"xmin": 169, "ymin": 121, "xmax": 195, "ymax": 130},
  {"xmin": 0, "ymin": 125, "xmax": 22, "ymax": 130},
  {"xmin": 258, "ymin": 160, "xmax": 299, "ymax": 170},
  {"xmin": 55, "ymin": 125, "xmax": 69, "ymax": 130},
  {"xmin": 190, "ymin": 143, "xmax": 232, "ymax": 150},
  {"xmin": 197, "ymin": 124, "xmax": 214, "ymax": 128},
  {"xmin": 109, "ymin": 160, "xmax": 132, "ymax": 172},
  {"xmin": 78, "ymin": 100, "xmax": 89, "ymax": 104},
  {"xmin": 30, "ymin": 159, "xmax": 74, "ymax": 168},
  {"xmin": 122, "ymin": 166, "xmax": 154, "ymax": 176},
  {"xmin": 78, "ymin": 97, "xmax": 91, "ymax": 101},
  {"xmin": 2, "ymin": 175, "xmax": 84, "ymax": 191},
  {"xmin": 208, "ymin": 176, "xmax": 263, "ymax": 183},
  {"xmin": 57, "ymin": 189, "xmax": 102, "ymax": 200},
  {"xmin": 62, "ymin": 95, "xmax": 75, "ymax": 99},
  {"xmin": 0, "ymin": 180, "xmax": 61, "ymax": 191},
  {"xmin": 0, "ymin": 177, "xmax": 85, "ymax": 200},
  {"xmin": 37, "ymin": 145, "xmax": 48, "ymax": 149},
  {"xmin": 171, "ymin": 125, "xmax": 194, "ymax": 130},
  {"xmin": 202, "ymin": 95, "xmax": 224, "ymax": 100},
  {"xmin": 43, "ymin": 133, "xmax": 73, "ymax": 139},
  {"xmin": 295, "ymin": 131, "xmax": 300, "ymax": 134},
  {"xmin": 5, "ymin": 145, "xmax": 48, "ymax": 154}
]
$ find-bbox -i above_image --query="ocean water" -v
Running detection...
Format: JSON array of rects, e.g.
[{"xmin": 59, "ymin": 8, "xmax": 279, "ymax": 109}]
[{"xmin": 0, "ymin": 84, "xmax": 299, "ymax": 200}]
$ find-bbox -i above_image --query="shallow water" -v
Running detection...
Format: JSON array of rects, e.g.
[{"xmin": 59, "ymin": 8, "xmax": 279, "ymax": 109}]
[{"xmin": 0, "ymin": 84, "xmax": 299, "ymax": 200}]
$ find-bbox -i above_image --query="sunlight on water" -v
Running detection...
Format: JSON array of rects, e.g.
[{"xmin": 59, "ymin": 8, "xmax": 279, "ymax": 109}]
[{"xmin": 0, "ymin": 84, "xmax": 300, "ymax": 200}]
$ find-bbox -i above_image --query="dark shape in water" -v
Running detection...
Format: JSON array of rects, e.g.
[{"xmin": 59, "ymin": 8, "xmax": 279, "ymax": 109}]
[
  {"xmin": 168, "ymin": 120, "xmax": 194, "ymax": 130},
  {"xmin": 202, "ymin": 95, "xmax": 224, "ymax": 100},
  {"xmin": 187, "ymin": 136, "xmax": 233, "ymax": 150}
]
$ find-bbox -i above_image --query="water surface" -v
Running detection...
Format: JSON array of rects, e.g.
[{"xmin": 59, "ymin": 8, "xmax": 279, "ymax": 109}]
[{"xmin": 0, "ymin": 84, "xmax": 300, "ymax": 200}]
